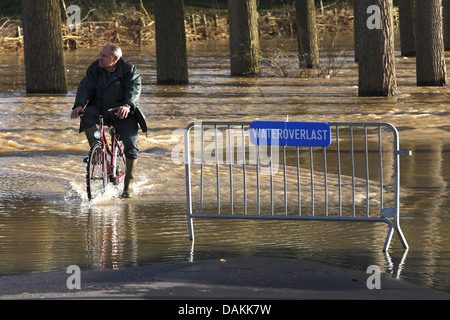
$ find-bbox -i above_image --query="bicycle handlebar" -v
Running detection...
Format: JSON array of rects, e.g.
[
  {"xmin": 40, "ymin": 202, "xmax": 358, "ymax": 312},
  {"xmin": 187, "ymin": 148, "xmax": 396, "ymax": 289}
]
[{"xmin": 78, "ymin": 108, "xmax": 119, "ymax": 123}]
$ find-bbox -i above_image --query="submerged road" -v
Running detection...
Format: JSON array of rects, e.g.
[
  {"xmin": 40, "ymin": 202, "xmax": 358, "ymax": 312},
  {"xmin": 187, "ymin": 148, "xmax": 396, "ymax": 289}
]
[{"xmin": 0, "ymin": 257, "xmax": 449, "ymax": 300}]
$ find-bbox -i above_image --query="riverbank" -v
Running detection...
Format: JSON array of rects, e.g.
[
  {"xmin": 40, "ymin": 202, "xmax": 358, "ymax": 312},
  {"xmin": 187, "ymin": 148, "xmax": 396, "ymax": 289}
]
[
  {"xmin": 0, "ymin": 5, "xmax": 354, "ymax": 52},
  {"xmin": 0, "ymin": 257, "xmax": 449, "ymax": 300}
]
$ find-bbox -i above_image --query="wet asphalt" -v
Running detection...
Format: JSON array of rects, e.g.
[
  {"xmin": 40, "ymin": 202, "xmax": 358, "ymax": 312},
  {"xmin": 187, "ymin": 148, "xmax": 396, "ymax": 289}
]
[{"xmin": 0, "ymin": 257, "xmax": 449, "ymax": 301}]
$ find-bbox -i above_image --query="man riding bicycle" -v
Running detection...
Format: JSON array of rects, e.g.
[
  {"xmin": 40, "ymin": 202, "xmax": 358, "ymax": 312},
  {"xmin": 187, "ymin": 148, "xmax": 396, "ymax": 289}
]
[{"xmin": 70, "ymin": 43, "xmax": 147, "ymax": 198}]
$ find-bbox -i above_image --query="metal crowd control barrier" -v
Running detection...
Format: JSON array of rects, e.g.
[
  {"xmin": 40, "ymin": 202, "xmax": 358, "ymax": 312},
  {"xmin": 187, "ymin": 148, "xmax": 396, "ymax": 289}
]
[{"xmin": 184, "ymin": 121, "xmax": 410, "ymax": 252}]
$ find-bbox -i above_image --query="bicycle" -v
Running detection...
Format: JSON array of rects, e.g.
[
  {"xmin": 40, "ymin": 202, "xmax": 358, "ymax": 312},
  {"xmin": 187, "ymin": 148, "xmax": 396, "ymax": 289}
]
[{"xmin": 85, "ymin": 110, "xmax": 127, "ymax": 200}]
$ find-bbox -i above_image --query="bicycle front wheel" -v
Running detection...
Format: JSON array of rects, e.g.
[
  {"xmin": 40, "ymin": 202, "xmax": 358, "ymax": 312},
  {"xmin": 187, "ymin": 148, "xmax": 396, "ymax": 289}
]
[{"xmin": 86, "ymin": 142, "xmax": 107, "ymax": 200}]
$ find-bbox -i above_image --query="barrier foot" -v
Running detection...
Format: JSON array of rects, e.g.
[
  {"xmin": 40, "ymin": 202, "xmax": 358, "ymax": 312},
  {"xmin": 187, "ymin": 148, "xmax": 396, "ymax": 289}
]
[{"xmin": 188, "ymin": 241, "xmax": 195, "ymax": 262}]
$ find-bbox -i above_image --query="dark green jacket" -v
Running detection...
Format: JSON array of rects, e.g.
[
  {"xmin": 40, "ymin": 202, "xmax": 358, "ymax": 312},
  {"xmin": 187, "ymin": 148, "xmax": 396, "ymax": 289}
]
[{"xmin": 73, "ymin": 58, "xmax": 147, "ymax": 133}]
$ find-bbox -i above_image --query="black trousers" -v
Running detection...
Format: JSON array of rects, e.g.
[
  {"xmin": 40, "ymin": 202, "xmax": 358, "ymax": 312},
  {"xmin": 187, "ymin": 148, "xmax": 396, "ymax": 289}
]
[{"xmin": 81, "ymin": 106, "xmax": 139, "ymax": 160}]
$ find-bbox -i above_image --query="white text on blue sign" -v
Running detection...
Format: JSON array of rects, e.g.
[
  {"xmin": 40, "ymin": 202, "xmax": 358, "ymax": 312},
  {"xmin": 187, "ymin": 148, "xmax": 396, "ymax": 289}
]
[{"xmin": 250, "ymin": 121, "xmax": 332, "ymax": 147}]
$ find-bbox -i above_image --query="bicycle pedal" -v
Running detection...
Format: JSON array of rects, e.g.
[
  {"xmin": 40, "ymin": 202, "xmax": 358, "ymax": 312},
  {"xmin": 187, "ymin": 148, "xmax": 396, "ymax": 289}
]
[{"xmin": 83, "ymin": 157, "xmax": 88, "ymax": 163}]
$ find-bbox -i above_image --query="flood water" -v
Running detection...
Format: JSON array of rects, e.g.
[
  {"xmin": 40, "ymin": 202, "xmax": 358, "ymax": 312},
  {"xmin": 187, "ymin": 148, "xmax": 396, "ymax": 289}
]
[{"xmin": 1, "ymin": 34, "xmax": 450, "ymax": 294}]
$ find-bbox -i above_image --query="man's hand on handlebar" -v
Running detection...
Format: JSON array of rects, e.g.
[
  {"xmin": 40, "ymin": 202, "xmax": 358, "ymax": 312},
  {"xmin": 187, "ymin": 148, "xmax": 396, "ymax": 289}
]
[
  {"xmin": 111, "ymin": 105, "xmax": 130, "ymax": 119},
  {"xmin": 70, "ymin": 106, "xmax": 84, "ymax": 119},
  {"xmin": 70, "ymin": 105, "xmax": 130, "ymax": 120}
]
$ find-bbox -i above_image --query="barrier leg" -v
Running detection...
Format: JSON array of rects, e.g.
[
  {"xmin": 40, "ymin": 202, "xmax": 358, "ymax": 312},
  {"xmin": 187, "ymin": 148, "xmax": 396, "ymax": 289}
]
[
  {"xmin": 395, "ymin": 225, "xmax": 409, "ymax": 250},
  {"xmin": 188, "ymin": 216, "xmax": 194, "ymax": 241},
  {"xmin": 382, "ymin": 220, "xmax": 394, "ymax": 252}
]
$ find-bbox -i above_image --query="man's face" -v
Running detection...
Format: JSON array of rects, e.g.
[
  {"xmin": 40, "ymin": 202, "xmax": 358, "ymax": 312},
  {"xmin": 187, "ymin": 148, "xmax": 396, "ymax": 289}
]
[{"xmin": 98, "ymin": 46, "xmax": 118, "ymax": 70}]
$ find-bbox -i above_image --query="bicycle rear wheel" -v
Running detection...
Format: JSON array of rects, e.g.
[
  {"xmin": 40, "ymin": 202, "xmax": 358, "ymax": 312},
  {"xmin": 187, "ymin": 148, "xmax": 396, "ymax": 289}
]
[{"xmin": 86, "ymin": 142, "xmax": 106, "ymax": 200}]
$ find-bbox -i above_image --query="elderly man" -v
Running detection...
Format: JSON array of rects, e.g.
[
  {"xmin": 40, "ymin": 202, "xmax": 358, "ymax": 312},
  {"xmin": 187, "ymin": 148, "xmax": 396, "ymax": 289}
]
[{"xmin": 71, "ymin": 43, "xmax": 147, "ymax": 198}]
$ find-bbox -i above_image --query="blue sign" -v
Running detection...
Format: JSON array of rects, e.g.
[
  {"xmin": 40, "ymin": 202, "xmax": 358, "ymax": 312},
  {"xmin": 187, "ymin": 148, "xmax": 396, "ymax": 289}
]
[{"xmin": 250, "ymin": 121, "xmax": 332, "ymax": 147}]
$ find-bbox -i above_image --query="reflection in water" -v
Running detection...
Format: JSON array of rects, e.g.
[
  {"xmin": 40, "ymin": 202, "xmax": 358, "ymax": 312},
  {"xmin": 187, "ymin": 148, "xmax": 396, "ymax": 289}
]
[
  {"xmin": 400, "ymin": 141, "xmax": 450, "ymax": 290},
  {"xmin": 0, "ymin": 36, "xmax": 449, "ymax": 293},
  {"xmin": 85, "ymin": 204, "xmax": 138, "ymax": 270}
]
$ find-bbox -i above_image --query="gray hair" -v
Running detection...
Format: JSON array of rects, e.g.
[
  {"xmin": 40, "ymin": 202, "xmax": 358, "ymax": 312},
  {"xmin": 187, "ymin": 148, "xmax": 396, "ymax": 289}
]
[{"xmin": 106, "ymin": 43, "xmax": 122, "ymax": 59}]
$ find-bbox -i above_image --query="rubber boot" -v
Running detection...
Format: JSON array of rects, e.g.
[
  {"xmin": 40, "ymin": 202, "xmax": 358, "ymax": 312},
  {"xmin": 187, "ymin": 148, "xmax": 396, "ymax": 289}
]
[{"xmin": 122, "ymin": 158, "xmax": 137, "ymax": 198}]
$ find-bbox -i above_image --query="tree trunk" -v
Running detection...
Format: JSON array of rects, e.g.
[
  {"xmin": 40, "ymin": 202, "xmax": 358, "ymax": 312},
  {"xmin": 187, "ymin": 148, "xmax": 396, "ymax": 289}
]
[
  {"xmin": 295, "ymin": 0, "xmax": 319, "ymax": 68},
  {"xmin": 228, "ymin": 0, "xmax": 261, "ymax": 76},
  {"xmin": 21, "ymin": 0, "xmax": 67, "ymax": 93},
  {"xmin": 357, "ymin": 0, "xmax": 397, "ymax": 96},
  {"xmin": 415, "ymin": 0, "xmax": 447, "ymax": 86},
  {"xmin": 154, "ymin": 0, "xmax": 189, "ymax": 84},
  {"xmin": 442, "ymin": 0, "xmax": 450, "ymax": 50},
  {"xmin": 398, "ymin": 0, "xmax": 416, "ymax": 56},
  {"xmin": 353, "ymin": 0, "xmax": 360, "ymax": 62}
]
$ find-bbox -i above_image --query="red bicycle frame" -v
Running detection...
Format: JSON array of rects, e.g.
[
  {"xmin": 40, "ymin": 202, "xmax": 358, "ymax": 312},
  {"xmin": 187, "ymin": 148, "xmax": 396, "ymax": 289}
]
[{"xmin": 97, "ymin": 115, "xmax": 126, "ymax": 184}]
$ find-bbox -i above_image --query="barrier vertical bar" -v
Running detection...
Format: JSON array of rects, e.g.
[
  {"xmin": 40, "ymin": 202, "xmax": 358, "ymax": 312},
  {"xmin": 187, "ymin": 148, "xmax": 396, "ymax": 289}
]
[
  {"xmin": 228, "ymin": 125, "xmax": 233, "ymax": 214},
  {"xmin": 200, "ymin": 123, "xmax": 204, "ymax": 214},
  {"xmin": 378, "ymin": 126, "xmax": 384, "ymax": 213},
  {"xmin": 242, "ymin": 125, "xmax": 247, "ymax": 215},
  {"xmin": 336, "ymin": 126, "xmax": 342, "ymax": 216},
  {"xmin": 364, "ymin": 126, "xmax": 370, "ymax": 217},
  {"xmin": 256, "ymin": 144, "xmax": 260, "ymax": 215},
  {"xmin": 350, "ymin": 126, "xmax": 355, "ymax": 216},
  {"xmin": 283, "ymin": 145, "xmax": 287, "ymax": 215},
  {"xmin": 185, "ymin": 125, "xmax": 194, "ymax": 241},
  {"xmin": 323, "ymin": 147, "xmax": 328, "ymax": 216},
  {"xmin": 390, "ymin": 124, "xmax": 409, "ymax": 250},
  {"xmin": 296, "ymin": 146, "xmax": 301, "ymax": 216},
  {"xmin": 215, "ymin": 125, "xmax": 220, "ymax": 214},
  {"xmin": 310, "ymin": 147, "xmax": 314, "ymax": 216},
  {"xmin": 270, "ymin": 144, "xmax": 274, "ymax": 215}
]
